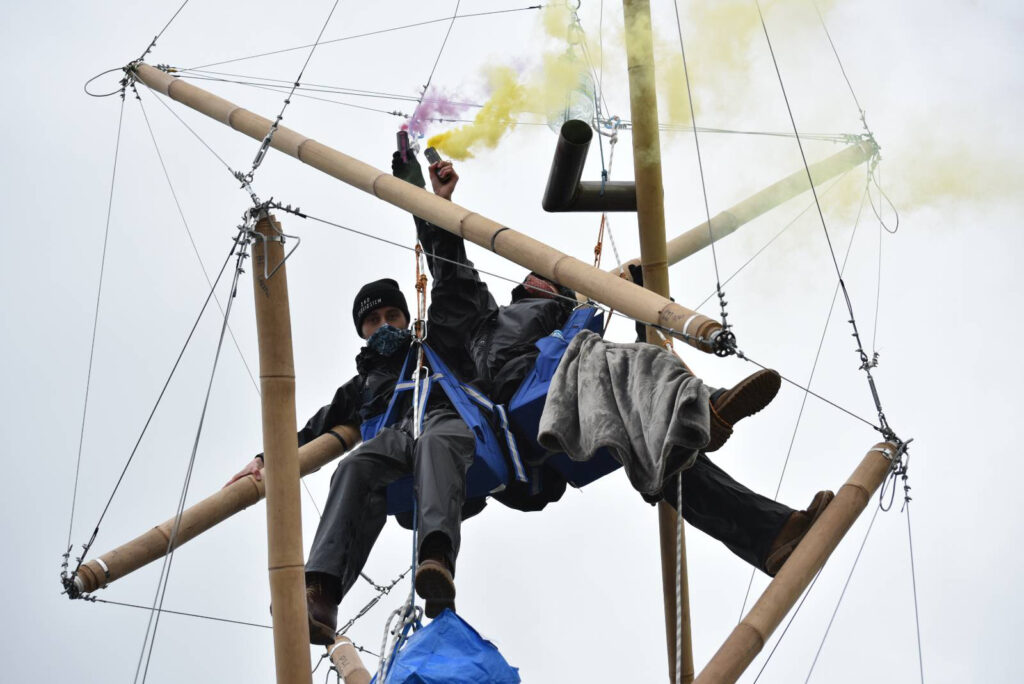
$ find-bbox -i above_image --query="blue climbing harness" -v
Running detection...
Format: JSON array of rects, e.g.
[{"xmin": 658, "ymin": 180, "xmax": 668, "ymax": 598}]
[{"xmin": 361, "ymin": 342, "xmax": 527, "ymax": 515}]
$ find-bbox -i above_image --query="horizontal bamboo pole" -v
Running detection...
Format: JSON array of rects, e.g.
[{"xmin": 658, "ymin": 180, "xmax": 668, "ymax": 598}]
[
  {"xmin": 73, "ymin": 425, "xmax": 358, "ymax": 595},
  {"xmin": 619, "ymin": 140, "xmax": 877, "ymax": 273},
  {"xmin": 132, "ymin": 63, "xmax": 723, "ymax": 353},
  {"xmin": 329, "ymin": 637, "xmax": 372, "ymax": 684},
  {"xmin": 694, "ymin": 441, "xmax": 898, "ymax": 684}
]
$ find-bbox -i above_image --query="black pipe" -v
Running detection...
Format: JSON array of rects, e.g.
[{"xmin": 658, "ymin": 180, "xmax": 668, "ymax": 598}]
[{"xmin": 542, "ymin": 119, "xmax": 637, "ymax": 213}]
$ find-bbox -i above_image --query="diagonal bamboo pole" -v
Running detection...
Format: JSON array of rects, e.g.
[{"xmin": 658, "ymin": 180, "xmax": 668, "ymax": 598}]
[
  {"xmin": 622, "ymin": 1, "xmax": 694, "ymax": 682},
  {"xmin": 72, "ymin": 426, "xmax": 357, "ymax": 594},
  {"xmin": 251, "ymin": 213, "xmax": 311, "ymax": 684},
  {"xmin": 131, "ymin": 63, "xmax": 724, "ymax": 354},
  {"xmin": 328, "ymin": 637, "xmax": 372, "ymax": 684},
  {"xmin": 694, "ymin": 441, "xmax": 899, "ymax": 684},
  {"xmin": 618, "ymin": 140, "xmax": 877, "ymax": 273}
]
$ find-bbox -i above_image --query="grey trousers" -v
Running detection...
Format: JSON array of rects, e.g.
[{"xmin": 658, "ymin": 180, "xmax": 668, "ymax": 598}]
[
  {"xmin": 305, "ymin": 407, "xmax": 474, "ymax": 601},
  {"xmin": 662, "ymin": 452, "xmax": 793, "ymax": 573}
]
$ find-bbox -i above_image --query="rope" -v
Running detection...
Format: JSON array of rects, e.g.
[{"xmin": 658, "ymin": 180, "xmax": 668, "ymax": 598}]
[
  {"xmin": 184, "ymin": 5, "xmax": 542, "ymax": 71},
  {"xmin": 671, "ymin": 0, "xmax": 730, "ymax": 331},
  {"xmin": 810, "ymin": 0, "xmax": 866, "ymax": 126},
  {"xmin": 675, "ymin": 474, "xmax": 683, "ymax": 684},
  {"xmin": 134, "ymin": 227, "xmax": 251, "ymax": 684},
  {"xmin": 64, "ymin": 93, "xmax": 127, "ymax": 580},
  {"xmin": 804, "ymin": 505, "xmax": 880, "ymax": 682}
]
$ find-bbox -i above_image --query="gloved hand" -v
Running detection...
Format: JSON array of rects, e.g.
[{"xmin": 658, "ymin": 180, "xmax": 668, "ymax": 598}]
[{"xmin": 392, "ymin": 150, "xmax": 426, "ymax": 189}]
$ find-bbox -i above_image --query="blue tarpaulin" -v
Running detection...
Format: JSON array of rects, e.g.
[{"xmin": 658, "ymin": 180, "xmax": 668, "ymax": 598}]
[{"xmin": 373, "ymin": 610, "xmax": 520, "ymax": 684}]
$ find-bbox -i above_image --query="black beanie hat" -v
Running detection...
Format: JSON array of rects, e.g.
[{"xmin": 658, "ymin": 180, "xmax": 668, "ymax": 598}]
[{"xmin": 352, "ymin": 278, "xmax": 410, "ymax": 337}]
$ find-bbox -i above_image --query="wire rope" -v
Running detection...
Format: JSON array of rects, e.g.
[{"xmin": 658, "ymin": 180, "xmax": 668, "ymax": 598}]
[
  {"xmin": 184, "ymin": 5, "xmax": 542, "ymax": 72},
  {"xmin": 736, "ymin": 181, "xmax": 872, "ymax": 621},
  {"xmin": 906, "ymin": 502, "xmax": 926, "ymax": 683},
  {"xmin": 419, "ymin": 0, "xmax": 462, "ymax": 105},
  {"xmin": 671, "ymin": 0, "xmax": 728, "ymax": 329},
  {"xmin": 65, "ymin": 95, "xmax": 127, "ymax": 572},
  {"xmin": 136, "ymin": 0, "xmax": 193, "ymax": 62},
  {"xmin": 136, "ymin": 89, "xmax": 261, "ymax": 395},
  {"xmin": 804, "ymin": 505, "xmax": 880, "ymax": 682},
  {"xmin": 134, "ymin": 235, "xmax": 249, "ymax": 684},
  {"xmin": 752, "ymin": 568, "xmax": 824, "ymax": 682}
]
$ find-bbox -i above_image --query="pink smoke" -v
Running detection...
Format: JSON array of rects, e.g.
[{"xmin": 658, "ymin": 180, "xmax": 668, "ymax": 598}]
[{"xmin": 405, "ymin": 87, "xmax": 472, "ymax": 137}]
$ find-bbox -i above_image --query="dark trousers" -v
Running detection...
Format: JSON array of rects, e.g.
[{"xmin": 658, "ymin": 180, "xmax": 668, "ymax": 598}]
[
  {"xmin": 663, "ymin": 453, "xmax": 793, "ymax": 573},
  {"xmin": 305, "ymin": 407, "xmax": 474, "ymax": 601}
]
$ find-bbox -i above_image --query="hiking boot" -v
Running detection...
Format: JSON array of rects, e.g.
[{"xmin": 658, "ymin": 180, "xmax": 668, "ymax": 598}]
[
  {"xmin": 415, "ymin": 559, "xmax": 456, "ymax": 619},
  {"xmin": 763, "ymin": 490, "xmax": 835, "ymax": 576},
  {"xmin": 306, "ymin": 577, "xmax": 338, "ymax": 646},
  {"xmin": 706, "ymin": 369, "xmax": 782, "ymax": 452}
]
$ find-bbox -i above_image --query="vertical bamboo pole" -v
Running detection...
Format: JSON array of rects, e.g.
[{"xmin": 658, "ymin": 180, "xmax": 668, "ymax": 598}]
[
  {"xmin": 251, "ymin": 213, "xmax": 312, "ymax": 684},
  {"xmin": 695, "ymin": 442, "xmax": 898, "ymax": 684},
  {"xmin": 621, "ymin": 2, "xmax": 693, "ymax": 681}
]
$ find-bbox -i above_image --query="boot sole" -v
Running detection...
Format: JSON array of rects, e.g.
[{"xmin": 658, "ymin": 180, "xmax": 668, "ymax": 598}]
[
  {"xmin": 415, "ymin": 560, "xmax": 456, "ymax": 619},
  {"xmin": 707, "ymin": 370, "xmax": 781, "ymax": 452}
]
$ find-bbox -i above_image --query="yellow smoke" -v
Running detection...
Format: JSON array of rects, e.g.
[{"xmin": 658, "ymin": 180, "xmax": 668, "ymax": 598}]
[{"xmin": 429, "ymin": 4, "xmax": 592, "ymax": 160}]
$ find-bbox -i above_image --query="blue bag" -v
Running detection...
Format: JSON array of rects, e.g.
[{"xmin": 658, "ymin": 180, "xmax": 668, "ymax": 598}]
[
  {"xmin": 507, "ymin": 306, "xmax": 622, "ymax": 487},
  {"xmin": 361, "ymin": 343, "xmax": 526, "ymax": 515},
  {"xmin": 372, "ymin": 610, "xmax": 520, "ymax": 684}
]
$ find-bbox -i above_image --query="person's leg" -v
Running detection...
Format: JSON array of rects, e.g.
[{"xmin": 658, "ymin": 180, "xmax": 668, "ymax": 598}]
[
  {"xmin": 411, "ymin": 407, "xmax": 475, "ymax": 616},
  {"xmin": 305, "ymin": 428, "xmax": 412, "ymax": 631},
  {"xmin": 663, "ymin": 452, "xmax": 792, "ymax": 572}
]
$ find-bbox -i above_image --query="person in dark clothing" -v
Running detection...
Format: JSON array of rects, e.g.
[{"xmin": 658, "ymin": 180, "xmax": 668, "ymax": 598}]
[
  {"xmin": 392, "ymin": 151, "xmax": 833, "ymax": 579},
  {"xmin": 226, "ymin": 165, "xmax": 487, "ymax": 644}
]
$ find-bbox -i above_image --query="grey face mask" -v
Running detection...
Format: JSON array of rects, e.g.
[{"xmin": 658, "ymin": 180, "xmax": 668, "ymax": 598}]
[{"xmin": 366, "ymin": 324, "xmax": 411, "ymax": 357}]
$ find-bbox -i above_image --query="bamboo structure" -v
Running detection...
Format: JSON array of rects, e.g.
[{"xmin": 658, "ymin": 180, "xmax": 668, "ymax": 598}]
[
  {"xmin": 72, "ymin": 426, "xmax": 357, "ymax": 594},
  {"xmin": 251, "ymin": 213, "xmax": 311, "ymax": 684},
  {"xmin": 619, "ymin": 140, "xmax": 877, "ymax": 273},
  {"xmin": 131, "ymin": 63, "xmax": 724, "ymax": 354},
  {"xmin": 329, "ymin": 637, "xmax": 372, "ymax": 684},
  {"xmin": 621, "ymin": 1, "xmax": 694, "ymax": 680},
  {"xmin": 694, "ymin": 441, "xmax": 898, "ymax": 684}
]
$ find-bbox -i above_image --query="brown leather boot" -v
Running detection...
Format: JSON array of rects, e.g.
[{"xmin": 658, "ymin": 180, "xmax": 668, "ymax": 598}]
[
  {"xmin": 763, "ymin": 490, "xmax": 835, "ymax": 576},
  {"xmin": 305, "ymin": 574, "xmax": 338, "ymax": 646},
  {"xmin": 415, "ymin": 559, "xmax": 456, "ymax": 619},
  {"xmin": 706, "ymin": 369, "xmax": 781, "ymax": 452}
]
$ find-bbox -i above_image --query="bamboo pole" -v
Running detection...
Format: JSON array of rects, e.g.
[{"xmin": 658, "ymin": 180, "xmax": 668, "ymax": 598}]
[
  {"xmin": 618, "ymin": 140, "xmax": 877, "ymax": 273},
  {"xmin": 621, "ymin": 2, "xmax": 694, "ymax": 681},
  {"xmin": 694, "ymin": 441, "xmax": 898, "ymax": 684},
  {"xmin": 328, "ymin": 637, "xmax": 372, "ymax": 684},
  {"xmin": 73, "ymin": 426, "xmax": 357, "ymax": 594},
  {"xmin": 251, "ymin": 213, "xmax": 311, "ymax": 684},
  {"xmin": 131, "ymin": 63, "xmax": 723, "ymax": 354}
]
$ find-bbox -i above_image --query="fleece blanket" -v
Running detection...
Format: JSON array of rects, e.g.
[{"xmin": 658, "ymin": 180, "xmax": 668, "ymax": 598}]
[{"xmin": 537, "ymin": 330, "xmax": 710, "ymax": 496}]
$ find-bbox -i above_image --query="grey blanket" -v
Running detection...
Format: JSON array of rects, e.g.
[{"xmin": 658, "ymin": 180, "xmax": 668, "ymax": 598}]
[{"xmin": 537, "ymin": 330, "xmax": 710, "ymax": 497}]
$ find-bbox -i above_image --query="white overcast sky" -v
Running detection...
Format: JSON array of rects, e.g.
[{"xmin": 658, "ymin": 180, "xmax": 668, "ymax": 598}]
[{"xmin": 2, "ymin": 1, "xmax": 1023, "ymax": 682}]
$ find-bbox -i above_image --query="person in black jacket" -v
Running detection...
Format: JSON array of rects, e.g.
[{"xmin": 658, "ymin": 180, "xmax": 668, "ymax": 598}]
[
  {"xmin": 226, "ymin": 165, "xmax": 489, "ymax": 644},
  {"xmin": 393, "ymin": 151, "xmax": 832, "ymax": 579}
]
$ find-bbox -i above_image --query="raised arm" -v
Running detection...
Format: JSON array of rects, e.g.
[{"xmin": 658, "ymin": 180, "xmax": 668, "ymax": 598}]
[{"xmin": 391, "ymin": 151, "xmax": 497, "ymax": 378}]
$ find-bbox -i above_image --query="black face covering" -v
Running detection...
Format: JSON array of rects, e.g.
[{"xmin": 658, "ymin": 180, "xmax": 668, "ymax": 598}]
[{"xmin": 366, "ymin": 324, "xmax": 412, "ymax": 357}]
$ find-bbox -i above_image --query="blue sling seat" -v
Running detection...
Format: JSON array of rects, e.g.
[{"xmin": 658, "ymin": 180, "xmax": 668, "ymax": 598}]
[
  {"xmin": 360, "ymin": 342, "xmax": 527, "ymax": 515},
  {"xmin": 507, "ymin": 306, "xmax": 623, "ymax": 488}
]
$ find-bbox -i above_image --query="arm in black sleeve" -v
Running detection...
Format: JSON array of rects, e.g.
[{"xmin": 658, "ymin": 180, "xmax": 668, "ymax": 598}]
[
  {"xmin": 258, "ymin": 375, "xmax": 363, "ymax": 462},
  {"xmin": 416, "ymin": 215, "xmax": 498, "ymax": 374}
]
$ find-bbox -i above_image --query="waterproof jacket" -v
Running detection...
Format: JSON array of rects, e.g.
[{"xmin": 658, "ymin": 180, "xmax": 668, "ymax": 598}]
[{"xmin": 272, "ymin": 216, "xmax": 483, "ymax": 457}]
